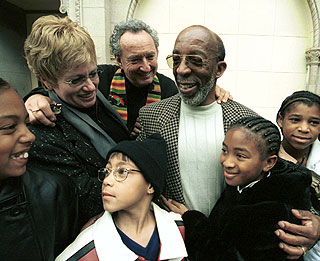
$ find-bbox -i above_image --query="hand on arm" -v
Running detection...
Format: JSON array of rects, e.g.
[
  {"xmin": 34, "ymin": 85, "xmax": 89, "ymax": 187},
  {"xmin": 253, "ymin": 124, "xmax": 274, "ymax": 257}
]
[
  {"xmin": 130, "ymin": 117, "xmax": 141, "ymax": 140},
  {"xmin": 275, "ymin": 209, "xmax": 320, "ymax": 259},
  {"xmin": 215, "ymin": 85, "xmax": 233, "ymax": 104},
  {"xmin": 160, "ymin": 195, "xmax": 188, "ymax": 215},
  {"xmin": 25, "ymin": 94, "xmax": 57, "ymax": 127}
]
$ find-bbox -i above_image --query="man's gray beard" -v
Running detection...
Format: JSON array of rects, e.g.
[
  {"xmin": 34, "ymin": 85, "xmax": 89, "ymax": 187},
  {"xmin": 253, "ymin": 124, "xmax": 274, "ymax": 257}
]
[{"xmin": 180, "ymin": 74, "xmax": 216, "ymax": 106}]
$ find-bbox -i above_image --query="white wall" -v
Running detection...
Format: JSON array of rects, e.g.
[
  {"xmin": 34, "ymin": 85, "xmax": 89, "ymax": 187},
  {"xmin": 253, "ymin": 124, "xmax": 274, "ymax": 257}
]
[
  {"xmin": 81, "ymin": 0, "xmax": 109, "ymax": 63},
  {"xmin": 79, "ymin": 0, "xmax": 132, "ymax": 64},
  {"xmin": 131, "ymin": 0, "xmax": 313, "ymax": 123}
]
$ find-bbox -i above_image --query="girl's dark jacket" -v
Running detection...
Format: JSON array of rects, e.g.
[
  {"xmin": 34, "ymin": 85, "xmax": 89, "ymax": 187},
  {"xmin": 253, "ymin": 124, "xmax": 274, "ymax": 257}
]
[
  {"xmin": 182, "ymin": 158, "xmax": 313, "ymax": 261},
  {"xmin": 0, "ymin": 167, "xmax": 78, "ymax": 260}
]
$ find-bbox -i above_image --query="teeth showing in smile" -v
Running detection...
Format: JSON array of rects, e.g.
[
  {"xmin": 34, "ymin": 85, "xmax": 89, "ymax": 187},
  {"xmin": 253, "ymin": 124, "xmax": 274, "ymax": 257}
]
[
  {"xmin": 179, "ymin": 83, "xmax": 196, "ymax": 89},
  {"xmin": 10, "ymin": 152, "xmax": 29, "ymax": 160}
]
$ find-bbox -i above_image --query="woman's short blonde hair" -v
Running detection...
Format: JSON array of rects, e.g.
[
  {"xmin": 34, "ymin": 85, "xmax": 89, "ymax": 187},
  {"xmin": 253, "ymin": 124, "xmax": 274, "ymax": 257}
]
[{"xmin": 24, "ymin": 15, "xmax": 97, "ymax": 86}]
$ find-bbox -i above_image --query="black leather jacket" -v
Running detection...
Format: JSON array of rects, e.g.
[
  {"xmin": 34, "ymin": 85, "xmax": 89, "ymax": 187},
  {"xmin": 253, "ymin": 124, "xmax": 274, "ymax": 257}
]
[{"xmin": 0, "ymin": 168, "xmax": 79, "ymax": 260}]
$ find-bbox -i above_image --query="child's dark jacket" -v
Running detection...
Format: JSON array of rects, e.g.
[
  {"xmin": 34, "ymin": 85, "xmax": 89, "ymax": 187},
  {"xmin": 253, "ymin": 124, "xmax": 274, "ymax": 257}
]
[
  {"xmin": 182, "ymin": 158, "xmax": 312, "ymax": 261},
  {"xmin": 0, "ymin": 167, "xmax": 78, "ymax": 260}
]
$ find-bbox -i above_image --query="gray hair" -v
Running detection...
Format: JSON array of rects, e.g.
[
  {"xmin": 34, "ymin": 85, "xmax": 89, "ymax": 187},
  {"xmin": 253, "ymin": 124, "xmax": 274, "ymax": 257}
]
[{"xmin": 110, "ymin": 19, "xmax": 159, "ymax": 57}]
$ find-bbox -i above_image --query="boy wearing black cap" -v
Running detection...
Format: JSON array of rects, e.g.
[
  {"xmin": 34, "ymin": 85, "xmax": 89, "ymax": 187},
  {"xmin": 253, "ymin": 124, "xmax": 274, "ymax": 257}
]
[{"xmin": 56, "ymin": 134, "xmax": 187, "ymax": 261}]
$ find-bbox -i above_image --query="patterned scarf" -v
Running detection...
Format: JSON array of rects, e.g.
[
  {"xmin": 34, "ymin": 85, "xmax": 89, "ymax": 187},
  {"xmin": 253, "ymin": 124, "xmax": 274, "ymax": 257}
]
[{"xmin": 108, "ymin": 68, "xmax": 161, "ymax": 122}]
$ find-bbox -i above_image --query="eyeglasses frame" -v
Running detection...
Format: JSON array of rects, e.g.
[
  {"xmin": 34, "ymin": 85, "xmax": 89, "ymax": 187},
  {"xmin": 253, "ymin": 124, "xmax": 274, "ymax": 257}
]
[
  {"xmin": 98, "ymin": 167, "xmax": 142, "ymax": 182},
  {"xmin": 63, "ymin": 68, "xmax": 104, "ymax": 87},
  {"xmin": 166, "ymin": 54, "xmax": 219, "ymax": 69}
]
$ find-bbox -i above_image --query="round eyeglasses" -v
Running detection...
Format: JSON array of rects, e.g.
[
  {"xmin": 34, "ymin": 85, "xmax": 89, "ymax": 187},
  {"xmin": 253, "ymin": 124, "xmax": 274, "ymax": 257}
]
[
  {"xmin": 166, "ymin": 54, "xmax": 218, "ymax": 69},
  {"xmin": 64, "ymin": 68, "xmax": 103, "ymax": 87},
  {"xmin": 98, "ymin": 167, "xmax": 142, "ymax": 182}
]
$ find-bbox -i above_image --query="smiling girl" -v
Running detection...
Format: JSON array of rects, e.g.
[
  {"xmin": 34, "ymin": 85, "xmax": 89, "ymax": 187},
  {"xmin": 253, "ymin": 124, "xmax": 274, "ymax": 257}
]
[
  {"xmin": 163, "ymin": 116, "xmax": 314, "ymax": 261},
  {"xmin": 0, "ymin": 78, "xmax": 78, "ymax": 259},
  {"xmin": 277, "ymin": 91, "xmax": 320, "ymax": 169},
  {"xmin": 0, "ymin": 80, "xmax": 35, "ymax": 180}
]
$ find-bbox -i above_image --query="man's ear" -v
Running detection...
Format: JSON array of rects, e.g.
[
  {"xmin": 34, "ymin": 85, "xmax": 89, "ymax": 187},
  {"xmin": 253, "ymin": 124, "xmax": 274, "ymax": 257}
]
[
  {"xmin": 277, "ymin": 114, "xmax": 283, "ymax": 128},
  {"xmin": 115, "ymin": 56, "xmax": 123, "ymax": 69},
  {"xmin": 216, "ymin": 61, "xmax": 227, "ymax": 79},
  {"xmin": 263, "ymin": 155, "xmax": 277, "ymax": 172},
  {"xmin": 147, "ymin": 184, "xmax": 155, "ymax": 195}
]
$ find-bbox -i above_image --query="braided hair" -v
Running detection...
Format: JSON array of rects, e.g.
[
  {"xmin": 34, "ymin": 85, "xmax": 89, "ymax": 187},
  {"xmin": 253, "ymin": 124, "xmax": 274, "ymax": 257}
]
[
  {"xmin": 277, "ymin": 90, "xmax": 320, "ymax": 121},
  {"xmin": 229, "ymin": 116, "xmax": 281, "ymax": 160}
]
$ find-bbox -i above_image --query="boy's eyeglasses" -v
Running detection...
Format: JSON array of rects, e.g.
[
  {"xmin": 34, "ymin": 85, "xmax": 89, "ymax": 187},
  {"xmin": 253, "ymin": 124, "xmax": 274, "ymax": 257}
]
[
  {"xmin": 166, "ymin": 54, "xmax": 218, "ymax": 69},
  {"xmin": 98, "ymin": 167, "xmax": 141, "ymax": 182},
  {"xmin": 64, "ymin": 68, "xmax": 103, "ymax": 87}
]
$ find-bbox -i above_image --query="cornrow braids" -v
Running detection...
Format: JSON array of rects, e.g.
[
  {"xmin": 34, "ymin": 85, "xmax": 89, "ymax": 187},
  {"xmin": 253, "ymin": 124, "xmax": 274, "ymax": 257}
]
[
  {"xmin": 277, "ymin": 90, "xmax": 320, "ymax": 120},
  {"xmin": 229, "ymin": 116, "xmax": 281, "ymax": 159}
]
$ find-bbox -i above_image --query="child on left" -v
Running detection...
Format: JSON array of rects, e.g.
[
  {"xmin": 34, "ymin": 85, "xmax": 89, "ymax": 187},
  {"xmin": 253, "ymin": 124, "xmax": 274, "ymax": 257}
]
[{"xmin": 0, "ymin": 78, "xmax": 79, "ymax": 260}]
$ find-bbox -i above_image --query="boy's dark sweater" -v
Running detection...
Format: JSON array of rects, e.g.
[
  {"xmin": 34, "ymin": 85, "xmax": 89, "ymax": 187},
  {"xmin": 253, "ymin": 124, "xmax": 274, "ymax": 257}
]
[{"xmin": 182, "ymin": 158, "xmax": 312, "ymax": 261}]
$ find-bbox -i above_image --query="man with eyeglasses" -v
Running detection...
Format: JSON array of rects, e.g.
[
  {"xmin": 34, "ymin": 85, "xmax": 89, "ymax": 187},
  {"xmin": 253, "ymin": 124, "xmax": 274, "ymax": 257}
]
[
  {"xmin": 24, "ymin": 19, "xmax": 230, "ymax": 137},
  {"xmin": 139, "ymin": 24, "xmax": 257, "ymax": 217},
  {"xmin": 137, "ymin": 25, "xmax": 320, "ymax": 260}
]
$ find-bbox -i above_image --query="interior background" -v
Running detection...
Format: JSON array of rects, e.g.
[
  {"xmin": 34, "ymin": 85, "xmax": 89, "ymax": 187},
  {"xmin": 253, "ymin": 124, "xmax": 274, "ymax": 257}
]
[{"xmin": 0, "ymin": 0, "xmax": 318, "ymax": 124}]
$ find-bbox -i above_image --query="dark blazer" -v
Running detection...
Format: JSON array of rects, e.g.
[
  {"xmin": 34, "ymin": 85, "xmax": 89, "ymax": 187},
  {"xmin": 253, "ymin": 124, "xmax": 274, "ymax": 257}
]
[{"xmin": 137, "ymin": 94, "xmax": 258, "ymax": 203}]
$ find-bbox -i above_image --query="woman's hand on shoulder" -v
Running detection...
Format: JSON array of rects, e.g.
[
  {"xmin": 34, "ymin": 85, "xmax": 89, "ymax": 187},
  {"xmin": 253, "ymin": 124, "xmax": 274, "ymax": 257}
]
[
  {"xmin": 130, "ymin": 117, "xmax": 141, "ymax": 139},
  {"xmin": 25, "ymin": 94, "xmax": 57, "ymax": 127}
]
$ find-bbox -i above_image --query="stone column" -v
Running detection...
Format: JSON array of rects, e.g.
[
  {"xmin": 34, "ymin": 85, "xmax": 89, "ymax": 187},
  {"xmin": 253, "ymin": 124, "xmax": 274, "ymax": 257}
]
[
  {"xmin": 306, "ymin": 48, "xmax": 320, "ymax": 94},
  {"xmin": 306, "ymin": 0, "xmax": 320, "ymax": 95},
  {"xmin": 126, "ymin": 0, "xmax": 141, "ymax": 20},
  {"xmin": 59, "ymin": 0, "xmax": 82, "ymax": 25},
  {"xmin": 59, "ymin": 0, "xmax": 109, "ymax": 64}
]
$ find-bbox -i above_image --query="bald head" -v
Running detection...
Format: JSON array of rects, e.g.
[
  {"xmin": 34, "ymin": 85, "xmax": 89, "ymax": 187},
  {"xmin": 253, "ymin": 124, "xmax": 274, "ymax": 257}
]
[
  {"xmin": 177, "ymin": 25, "xmax": 215, "ymax": 40},
  {"xmin": 176, "ymin": 25, "xmax": 225, "ymax": 61}
]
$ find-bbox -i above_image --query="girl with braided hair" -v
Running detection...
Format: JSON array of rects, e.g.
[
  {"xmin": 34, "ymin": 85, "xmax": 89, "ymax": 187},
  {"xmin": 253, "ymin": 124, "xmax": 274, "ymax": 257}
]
[
  {"xmin": 163, "ymin": 116, "xmax": 313, "ymax": 261},
  {"xmin": 276, "ymin": 91, "xmax": 320, "ymax": 261}
]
